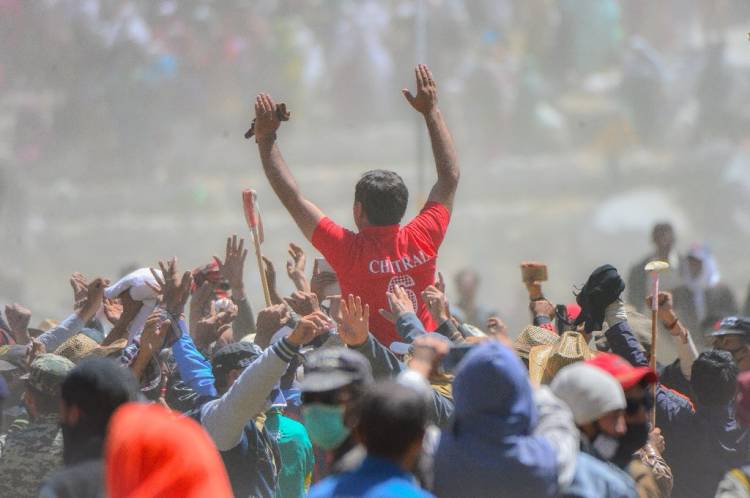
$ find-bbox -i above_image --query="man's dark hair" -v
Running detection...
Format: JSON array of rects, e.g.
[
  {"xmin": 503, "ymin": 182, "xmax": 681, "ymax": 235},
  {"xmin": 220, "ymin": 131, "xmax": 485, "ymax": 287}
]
[
  {"xmin": 652, "ymin": 222, "xmax": 674, "ymax": 238},
  {"xmin": 691, "ymin": 350, "xmax": 738, "ymax": 406},
  {"xmin": 354, "ymin": 170, "xmax": 408, "ymax": 226},
  {"xmin": 354, "ymin": 381, "xmax": 427, "ymax": 460},
  {"xmin": 61, "ymin": 357, "xmax": 138, "ymax": 434}
]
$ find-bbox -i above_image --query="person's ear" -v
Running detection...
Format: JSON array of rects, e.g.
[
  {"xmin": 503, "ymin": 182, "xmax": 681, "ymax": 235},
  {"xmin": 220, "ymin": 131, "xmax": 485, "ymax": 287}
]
[{"xmin": 353, "ymin": 202, "xmax": 368, "ymax": 228}]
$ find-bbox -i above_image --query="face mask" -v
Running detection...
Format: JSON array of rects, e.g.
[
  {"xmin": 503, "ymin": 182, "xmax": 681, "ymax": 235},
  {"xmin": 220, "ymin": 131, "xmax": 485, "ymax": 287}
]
[
  {"xmin": 592, "ymin": 431, "xmax": 620, "ymax": 461},
  {"xmin": 611, "ymin": 422, "xmax": 649, "ymax": 468},
  {"xmin": 303, "ymin": 403, "xmax": 350, "ymax": 450}
]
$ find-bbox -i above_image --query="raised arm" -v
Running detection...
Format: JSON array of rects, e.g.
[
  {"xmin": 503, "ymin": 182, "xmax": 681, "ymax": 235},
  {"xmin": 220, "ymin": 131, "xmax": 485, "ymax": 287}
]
[
  {"xmin": 403, "ymin": 65, "xmax": 460, "ymax": 212},
  {"xmin": 253, "ymin": 93, "xmax": 325, "ymax": 241}
]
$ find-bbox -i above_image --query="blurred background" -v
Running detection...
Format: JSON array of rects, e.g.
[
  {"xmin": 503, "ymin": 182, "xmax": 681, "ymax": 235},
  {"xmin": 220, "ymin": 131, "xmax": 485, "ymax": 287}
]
[{"xmin": 2, "ymin": 0, "xmax": 750, "ymax": 337}]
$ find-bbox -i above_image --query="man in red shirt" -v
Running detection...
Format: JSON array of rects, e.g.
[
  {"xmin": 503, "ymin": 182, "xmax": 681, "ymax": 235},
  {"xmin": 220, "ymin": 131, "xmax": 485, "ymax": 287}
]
[{"xmin": 252, "ymin": 65, "xmax": 460, "ymax": 346}]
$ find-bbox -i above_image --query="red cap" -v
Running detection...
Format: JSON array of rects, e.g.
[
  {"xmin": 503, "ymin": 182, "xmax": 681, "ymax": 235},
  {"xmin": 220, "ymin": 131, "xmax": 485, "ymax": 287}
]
[
  {"xmin": 586, "ymin": 352, "xmax": 657, "ymax": 390},
  {"xmin": 566, "ymin": 303, "xmax": 581, "ymax": 321}
]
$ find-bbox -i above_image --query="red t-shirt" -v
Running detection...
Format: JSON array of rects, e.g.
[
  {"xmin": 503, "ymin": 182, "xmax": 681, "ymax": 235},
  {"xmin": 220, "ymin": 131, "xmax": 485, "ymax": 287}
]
[{"xmin": 312, "ymin": 202, "xmax": 450, "ymax": 346}]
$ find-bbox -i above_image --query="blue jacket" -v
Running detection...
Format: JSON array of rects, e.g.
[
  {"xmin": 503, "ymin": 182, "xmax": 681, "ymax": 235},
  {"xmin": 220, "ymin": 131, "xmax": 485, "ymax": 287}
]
[
  {"xmin": 433, "ymin": 341, "xmax": 559, "ymax": 498},
  {"xmin": 308, "ymin": 455, "xmax": 433, "ymax": 498},
  {"xmin": 564, "ymin": 452, "xmax": 637, "ymax": 498},
  {"xmin": 605, "ymin": 319, "xmax": 750, "ymax": 498}
]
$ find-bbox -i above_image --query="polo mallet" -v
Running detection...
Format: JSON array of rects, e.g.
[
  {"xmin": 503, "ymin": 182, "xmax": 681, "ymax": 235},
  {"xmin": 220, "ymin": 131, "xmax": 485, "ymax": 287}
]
[
  {"xmin": 243, "ymin": 189, "xmax": 272, "ymax": 307},
  {"xmin": 644, "ymin": 260, "xmax": 670, "ymax": 425}
]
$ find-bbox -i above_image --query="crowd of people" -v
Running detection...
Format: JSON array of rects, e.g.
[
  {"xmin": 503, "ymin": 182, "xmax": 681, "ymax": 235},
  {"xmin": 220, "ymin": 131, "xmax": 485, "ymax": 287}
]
[{"xmin": 0, "ymin": 63, "xmax": 750, "ymax": 498}]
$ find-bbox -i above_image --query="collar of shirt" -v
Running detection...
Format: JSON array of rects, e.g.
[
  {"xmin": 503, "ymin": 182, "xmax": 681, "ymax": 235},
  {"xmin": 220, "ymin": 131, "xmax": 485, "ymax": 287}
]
[
  {"xmin": 360, "ymin": 224, "xmax": 401, "ymax": 235},
  {"xmin": 357, "ymin": 454, "xmax": 415, "ymax": 482}
]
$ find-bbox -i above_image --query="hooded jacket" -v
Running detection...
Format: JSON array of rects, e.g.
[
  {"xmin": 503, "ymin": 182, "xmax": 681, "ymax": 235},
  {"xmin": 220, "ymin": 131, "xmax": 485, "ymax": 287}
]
[{"xmin": 433, "ymin": 341, "xmax": 559, "ymax": 498}]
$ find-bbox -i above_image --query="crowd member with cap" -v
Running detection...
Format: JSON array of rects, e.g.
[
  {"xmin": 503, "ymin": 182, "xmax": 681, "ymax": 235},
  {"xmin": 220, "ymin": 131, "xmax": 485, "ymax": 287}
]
[
  {"xmin": 300, "ymin": 347, "xmax": 374, "ymax": 477},
  {"xmin": 433, "ymin": 340, "xmax": 579, "ymax": 498},
  {"xmin": 528, "ymin": 330, "xmax": 595, "ymax": 385},
  {"xmin": 308, "ymin": 380, "xmax": 434, "ymax": 498},
  {"xmin": 105, "ymin": 403, "xmax": 233, "ymax": 498},
  {"xmin": 587, "ymin": 353, "xmax": 672, "ymax": 498},
  {"xmin": 0, "ymin": 353, "xmax": 75, "ymax": 498},
  {"xmin": 597, "ymin": 266, "xmax": 749, "ymax": 498},
  {"xmin": 39, "ymin": 357, "xmax": 139, "ymax": 498},
  {"xmin": 711, "ymin": 316, "xmax": 750, "ymax": 372},
  {"xmin": 512, "ymin": 324, "xmax": 560, "ymax": 368},
  {"xmin": 252, "ymin": 64, "xmax": 460, "ymax": 347},
  {"xmin": 715, "ymin": 370, "xmax": 750, "ymax": 498},
  {"xmin": 550, "ymin": 362, "xmax": 637, "ymax": 498}
]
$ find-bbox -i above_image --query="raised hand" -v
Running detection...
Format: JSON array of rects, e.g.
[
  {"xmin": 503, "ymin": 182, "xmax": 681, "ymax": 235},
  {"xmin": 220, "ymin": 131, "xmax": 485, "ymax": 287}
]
[
  {"xmin": 486, "ymin": 316, "xmax": 508, "ymax": 337},
  {"xmin": 70, "ymin": 273, "xmax": 89, "ymax": 311},
  {"xmin": 283, "ymin": 291, "xmax": 320, "ymax": 317},
  {"xmin": 139, "ymin": 310, "xmax": 171, "ymax": 358},
  {"xmin": 213, "ymin": 235, "xmax": 248, "ymax": 299},
  {"xmin": 286, "ymin": 311, "xmax": 333, "ymax": 347},
  {"xmin": 102, "ymin": 299, "xmax": 123, "ymax": 325},
  {"xmin": 286, "ymin": 243, "xmax": 310, "ymax": 292},
  {"xmin": 379, "ymin": 285, "xmax": 415, "ymax": 323},
  {"xmin": 254, "ymin": 93, "xmax": 282, "ymax": 142},
  {"xmin": 255, "ymin": 304, "xmax": 291, "ymax": 349},
  {"xmin": 422, "ymin": 285, "xmax": 450, "ymax": 324},
  {"xmin": 310, "ymin": 271, "xmax": 339, "ymax": 303},
  {"xmin": 194, "ymin": 301, "xmax": 239, "ymax": 349},
  {"xmin": 26, "ymin": 337, "xmax": 46, "ymax": 367},
  {"xmin": 402, "ymin": 64, "xmax": 438, "ymax": 115},
  {"xmin": 339, "ymin": 295, "xmax": 370, "ymax": 347},
  {"xmin": 5, "ymin": 303, "xmax": 31, "ymax": 345},
  {"xmin": 262, "ymin": 256, "xmax": 284, "ymax": 305},
  {"xmin": 78, "ymin": 277, "xmax": 109, "ymax": 323},
  {"xmin": 189, "ymin": 281, "xmax": 216, "ymax": 334},
  {"xmin": 408, "ymin": 334, "xmax": 450, "ymax": 379},
  {"xmin": 530, "ymin": 299, "xmax": 555, "ymax": 319},
  {"xmin": 150, "ymin": 258, "xmax": 193, "ymax": 316}
]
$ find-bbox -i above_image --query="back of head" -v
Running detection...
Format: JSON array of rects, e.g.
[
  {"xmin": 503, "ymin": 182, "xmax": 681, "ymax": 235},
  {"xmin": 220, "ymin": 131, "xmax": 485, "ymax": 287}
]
[
  {"xmin": 452, "ymin": 341, "xmax": 535, "ymax": 437},
  {"xmin": 354, "ymin": 170, "xmax": 408, "ymax": 226},
  {"xmin": 62, "ymin": 357, "xmax": 138, "ymax": 434},
  {"xmin": 550, "ymin": 362, "xmax": 626, "ymax": 426},
  {"xmin": 106, "ymin": 403, "xmax": 232, "ymax": 498},
  {"xmin": 691, "ymin": 350, "xmax": 738, "ymax": 406},
  {"xmin": 354, "ymin": 381, "xmax": 427, "ymax": 461}
]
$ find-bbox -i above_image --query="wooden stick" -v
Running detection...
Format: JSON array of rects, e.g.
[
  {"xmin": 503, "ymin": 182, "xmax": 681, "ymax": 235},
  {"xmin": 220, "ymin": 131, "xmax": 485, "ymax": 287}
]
[
  {"xmin": 650, "ymin": 306, "xmax": 658, "ymax": 426},
  {"xmin": 252, "ymin": 225, "xmax": 272, "ymax": 307}
]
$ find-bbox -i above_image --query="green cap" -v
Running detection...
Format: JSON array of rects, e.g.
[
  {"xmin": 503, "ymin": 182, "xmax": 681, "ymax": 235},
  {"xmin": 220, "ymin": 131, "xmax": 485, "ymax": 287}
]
[{"xmin": 21, "ymin": 354, "xmax": 75, "ymax": 396}]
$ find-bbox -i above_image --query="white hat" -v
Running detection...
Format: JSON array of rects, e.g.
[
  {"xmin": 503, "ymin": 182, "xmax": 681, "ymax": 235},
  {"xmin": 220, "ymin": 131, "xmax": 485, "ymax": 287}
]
[{"xmin": 550, "ymin": 362, "xmax": 626, "ymax": 426}]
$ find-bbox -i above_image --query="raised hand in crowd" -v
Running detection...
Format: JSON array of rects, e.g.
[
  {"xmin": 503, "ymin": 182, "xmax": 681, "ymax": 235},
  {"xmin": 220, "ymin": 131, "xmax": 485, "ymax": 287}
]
[
  {"xmin": 285, "ymin": 311, "xmax": 333, "ymax": 347},
  {"xmin": 213, "ymin": 234, "xmax": 248, "ymax": 300},
  {"xmin": 254, "ymin": 93, "xmax": 283, "ymax": 143},
  {"xmin": 255, "ymin": 304, "xmax": 290, "ymax": 349},
  {"xmin": 26, "ymin": 337, "xmax": 45, "ymax": 367},
  {"xmin": 70, "ymin": 272, "xmax": 89, "ymax": 311},
  {"xmin": 286, "ymin": 242, "xmax": 310, "ymax": 292},
  {"xmin": 131, "ymin": 310, "xmax": 171, "ymax": 381},
  {"xmin": 262, "ymin": 256, "xmax": 284, "ymax": 305},
  {"xmin": 408, "ymin": 334, "xmax": 450, "ymax": 380},
  {"xmin": 402, "ymin": 64, "xmax": 438, "ymax": 116},
  {"xmin": 422, "ymin": 284, "xmax": 450, "ymax": 324},
  {"xmin": 646, "ymin": 291, "xmax": 688, "ymax": 344},
  {"xmin": 5, "ymin": 303, "xmax": 31, "ymax": 345},
  {"xmin": 284, "ymin": 291, "xmax": 320, "ymax": 317},
  {"xmin": 189, "ymin": 281, "xmax": 216, "ymax": 335},
  {"xmin": 150, "ymin": 258, "xmax": 193, "ymax": 317},
  {"xmin": 486, "ymin": 316, "xmax": 509, "ymax": 338},
  {"xmin": 102, "ymin": 298, "xmax": 123, "ymax": 325},
  {"xmin": 379, "ymin": 285, "xmax": 415, "ymax": 324},
  {"xmin": 338, "ymin": 294, "xmax": 370, "ymax": 347},
  {"xmin": 194, "ymin": 301, "xmax": 239, "ymax": 351},
  {"xmin": 530, "ymin": 299, "xmax": 555, "ymax": 320},
  {"xmin": 102, "ymin": 291, "xmax": 143, "ymax": 346},
  {"xmin": 78, "ymin": 277, "xmax": 109, "ymax": 323}
]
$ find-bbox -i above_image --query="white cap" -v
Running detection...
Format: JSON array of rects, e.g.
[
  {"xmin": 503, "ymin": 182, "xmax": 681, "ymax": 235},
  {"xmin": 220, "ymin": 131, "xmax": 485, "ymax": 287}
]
[{"xmin": 550, "ymin": 362, "xmax": 626, "ymax": 426}]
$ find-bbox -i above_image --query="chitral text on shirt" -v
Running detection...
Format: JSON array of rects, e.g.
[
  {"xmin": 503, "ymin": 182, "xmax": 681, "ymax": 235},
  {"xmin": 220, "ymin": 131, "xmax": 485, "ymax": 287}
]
[{"xmin": 312, "ymin": 201, "xmax": 450, "ymax": 346}]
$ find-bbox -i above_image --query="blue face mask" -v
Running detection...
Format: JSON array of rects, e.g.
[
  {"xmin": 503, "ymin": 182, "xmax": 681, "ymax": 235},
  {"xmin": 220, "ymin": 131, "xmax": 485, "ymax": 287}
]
[{"xmin": 302, "ymin": 404, "xmax": 350, "ymax": 450}]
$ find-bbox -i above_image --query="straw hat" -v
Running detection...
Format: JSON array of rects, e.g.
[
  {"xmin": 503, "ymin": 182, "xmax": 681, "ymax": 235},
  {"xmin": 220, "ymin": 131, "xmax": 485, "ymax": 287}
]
[
  {"xmin": 513, "ymin": 325, "xmax": 560, "ymax": 360},
  {"xmin": 528, "ymin": 331, "xmax": 596, "ymax": 385},
  {"xmin": 54, "ymin": 334, "xmax": 127, "ymax": 364}
]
